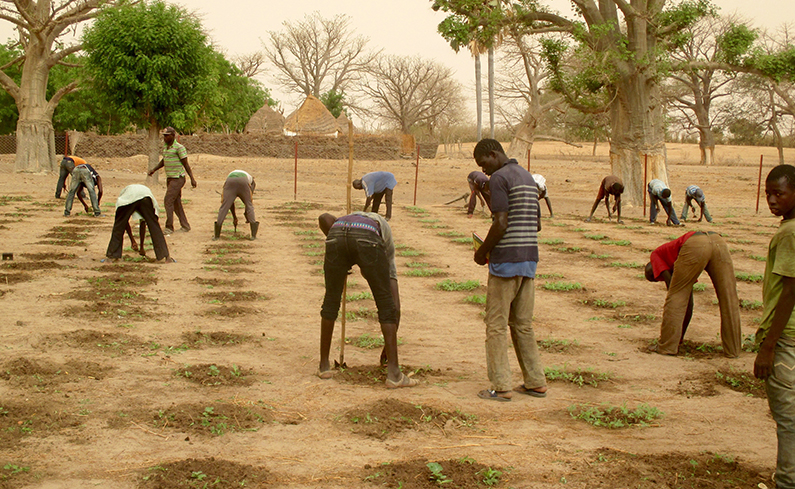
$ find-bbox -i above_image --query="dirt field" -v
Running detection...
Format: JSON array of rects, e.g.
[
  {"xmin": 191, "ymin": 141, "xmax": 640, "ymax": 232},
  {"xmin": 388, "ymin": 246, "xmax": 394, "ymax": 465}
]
[{"xmin": 1, "ymin": 141, "xmax": 791, "ymax": 488}]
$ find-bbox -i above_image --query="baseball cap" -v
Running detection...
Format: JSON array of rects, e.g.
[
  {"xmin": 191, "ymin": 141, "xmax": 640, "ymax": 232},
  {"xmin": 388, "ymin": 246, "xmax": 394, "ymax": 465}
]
[{"xmin": 160, "ymin": 126, "xmax": 176, "ymax": 135}]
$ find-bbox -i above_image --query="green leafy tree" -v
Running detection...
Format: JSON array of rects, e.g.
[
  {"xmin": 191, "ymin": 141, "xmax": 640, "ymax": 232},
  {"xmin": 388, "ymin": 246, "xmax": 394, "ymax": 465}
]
[
  {"xmin": 82, "ymin": 0, "xmax": 217, "ymax": 173},
  {"xmin": 0, "ymin": 42, "xmax": 21, "ymax": 135},
  {"xmin": 320, "ymin": 89, "xmax": 346, "ymax": 118}
]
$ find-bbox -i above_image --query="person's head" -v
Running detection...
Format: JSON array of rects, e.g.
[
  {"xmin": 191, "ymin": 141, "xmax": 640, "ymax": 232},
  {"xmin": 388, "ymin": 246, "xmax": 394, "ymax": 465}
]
[
  {"xmin": 318, "ymin": 213, "xmax": 337, "ymax": 236},
  {"xmin": 161, "ymin": 126, "xmax": 176, "ymax": 145},
  {"xmin": 473, "ymin": 139, "xmax": 508, "ymax": 176},
  {"xmin": 644, "ymin": 262, "xmax": 656, "ymax": 282},
  {"xmin": 62, "ymin": 157, "xmax": 75, "ymax": 174},
  {"xmin": 611, "ymin": 182, "xmax": 624, "ymax": 194},
  {"xmin": 661, "ymin": 188, "xmax": 671, "ymax": 199},
  {"xmin": 765, "ymin": 164, "xmax": 795, "ymax": 219},
  {"xmin": 352, "ymin": 179, "xmax": 363, "ymax": 190}
]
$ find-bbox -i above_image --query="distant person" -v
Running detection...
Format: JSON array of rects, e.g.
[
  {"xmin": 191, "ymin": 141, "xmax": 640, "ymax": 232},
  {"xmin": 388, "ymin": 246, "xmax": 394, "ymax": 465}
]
[
  {"xmin": 316, "ymin": 211, "xmax": 415, "ymax": 389},
  {"xmin": 55, "ymin": 155, "xmax": 84, "ymax": 199},
  {"xmin": 147, "ymin": 126, "xmax": 197, "ymax": 234},
  {"xmin": 648, "ymin": 178, "xmax": 681, "ymax": 226},
  {"xmin": 466, "ymin": 171, "xmax": 491, "ymax": 218},
  {"xmin": 644, "ymin": 231, "xmax": 741, "ymax": 357},
  {"xmin": 585, "ymin": 175, "xmax": 624, "ymax": 224},
  {"xmin": 680, "ymin": 185, "xmax": 713, "ymax": 223},
  {"xmin": 215, "ymin": 170, "xmax": 258, "ymax": 240},
  {"xmin": 63, "ymin": 158, "xmax": 102, "ymax": 217},
  {"xmin": 472, "ymin": 139, "xmax": 546, "ymax": 402},
  {"xmin": 106, "ymin": 184, "xmax": 172, "ymax": 263},
  {"xmin": 532, "ymin": 174, "xmax": 553, "ymax": 218},
  {"xmin": 352, "ymin": 171, "xmax": 397, "ymax": 221},
  {"xmin": 754, "ymin": 164, "xmax": 795, "ymax": 489}
]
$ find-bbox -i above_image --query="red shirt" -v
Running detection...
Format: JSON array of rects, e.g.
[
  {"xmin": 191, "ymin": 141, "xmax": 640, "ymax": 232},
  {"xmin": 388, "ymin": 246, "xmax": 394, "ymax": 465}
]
[{"xmin": 649, "ymin": 232, "xmax": 697, "ymax": 280}]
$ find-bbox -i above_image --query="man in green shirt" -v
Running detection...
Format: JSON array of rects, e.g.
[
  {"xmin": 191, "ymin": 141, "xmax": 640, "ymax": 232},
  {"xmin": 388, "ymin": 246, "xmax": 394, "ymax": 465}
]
[
  {"xmin": 147, "ymin": 127, "xmax": 197, "ymax": 234},
  {"xmin": 755, "ymin": 164, "xmax": 795, "ymax": 489}
]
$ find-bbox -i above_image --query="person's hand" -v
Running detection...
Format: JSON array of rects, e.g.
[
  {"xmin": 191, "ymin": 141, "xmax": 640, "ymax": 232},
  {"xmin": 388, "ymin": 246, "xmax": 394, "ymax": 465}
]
[
  {"xmin": 696, "ymin": 217, "xmax": 703, "ymax": 223},
  {"xmin": 130, "ymin": 240, "xmax": 139, "ymax": 252},
  {"xmin": 617, "ymin": 219, "xmax": 624, "ymax": 224},
  {"xmin": 754, "ymin": 346, "xmax": 775, "ymax": 380},
  {"xmin": 474, "ymin": 249, "xmax": 488, "ymax": 266},
  {"xmin": 190, "ymin": 178, "xmax": 197, "ymax": 188},
  {"xmin": 584, "ymin": 217, "xmax": 592, "ymax": 223}
]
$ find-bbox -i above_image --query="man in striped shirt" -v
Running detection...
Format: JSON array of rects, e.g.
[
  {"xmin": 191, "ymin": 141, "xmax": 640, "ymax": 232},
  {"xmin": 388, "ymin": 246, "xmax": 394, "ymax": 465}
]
[
  {"xmin": 472, "ymin": 139, "xmax": 547, "ymax": 402},
  {"xmin": 147, "ymin": 127, "xmax": 197, "ymax": 234},
  {"xmin": 680, "ymin": 184, "xmax": 713, "ymax": 223}
]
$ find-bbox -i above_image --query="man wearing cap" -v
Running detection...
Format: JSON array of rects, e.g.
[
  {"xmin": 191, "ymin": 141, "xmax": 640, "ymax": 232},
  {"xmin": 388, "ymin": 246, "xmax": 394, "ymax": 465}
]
[
  {"xmin": 63, "ymin": 158, "xmax": 103, "ymax": 217},
  {"xmin": 680, "ymin": 184, "xmax": 713, "ymax": 223},
  {"xmin": 215, "ymin": 170, "xmax": 258, "ymax": 240},
  {"xmin": 147, "ymin": 126, "xmax": 197, "ymax": 234},
  {"xmin": 352, "ymin": 171, "xmax": 397, "ymax": 221}
]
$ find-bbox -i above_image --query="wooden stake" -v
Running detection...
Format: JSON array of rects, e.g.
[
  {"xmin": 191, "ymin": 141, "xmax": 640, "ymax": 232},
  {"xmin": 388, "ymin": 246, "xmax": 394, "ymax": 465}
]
[
  {"xmin": 413, "ymin": 145, "xmax": 420, "ymax": 205},
  {"xmin": 756, "ymin": 155, "xmax": 764, "ymax": 214},
  {"xmin": 340, "ymin": 120, "xmax": 354, "ymax": 367}
]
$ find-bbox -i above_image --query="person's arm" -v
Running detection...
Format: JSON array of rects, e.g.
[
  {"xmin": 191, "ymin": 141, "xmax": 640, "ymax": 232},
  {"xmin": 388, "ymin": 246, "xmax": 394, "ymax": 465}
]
[
  {"xmin": 125, "ymin": 222, "xmax": 138, "ymax": 251},
  {"xmin": 755, "ymin": 276, "xmax": 795, "ymax": 379},
  {"xmin": 363, "ymin": 195, "xmax": 372, "ymax": 212},
  {"xmin": 147, "ymin": 160, "xmax": 164, "ymax": 176},
  {"xmin": 139, "ymin": 220, "xmax": 147, "ymax": 256},
  {"xmin": 474, "ymin": 211, "xmax": 508, "ymax": 265},
  {"xmin": 615, "ymin": 194, "xmax": 623, "ymax": 224},
  {"xmin": 697, "ymin": 201, "xmax": 705, "ymax": 222},
  {"xmin": 544, "ymin": 196, "xmax": 554, "ymax": 218},
  {"xmin": 96, "ymin": 175, "xmax": 103, "ymax": 206},
  {"xmin": 182, "ymin": 157, "xmax": 197, "ymax": 188},
  {"xmin": 467, "ymin": 188, "xmax": 478, "ymax": 216},
  {"xmin": 586, "ymin": 196, "xmax": 601, "ymax": 221},
  {"xmin": 76, "ymin": 184, "xmax": 89, "ymax": 212}
]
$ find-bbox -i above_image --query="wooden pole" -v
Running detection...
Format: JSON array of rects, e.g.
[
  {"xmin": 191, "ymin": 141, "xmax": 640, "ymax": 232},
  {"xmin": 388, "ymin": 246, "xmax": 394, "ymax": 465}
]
[
  {"xmin": 294, "ymin": 141, "xmax": 298, "ymax": 201},
  {"xmin": 413, "ymin": 145, "xmax": 420, "ymax": 206},
  {"xmin": 340, "ymin": 120, "xmax": 355, "ymax": 367},
  {"xmin": 64, "ymin": 132, "xmax": 69, "ymax": 156},
  {"xmin": 643, "ymin": 154, "xmax": 648, "ymax": 217},
  {"xmin": 756, "ymin": 155, "xmax": 764, "ymax": 214},
  {"xmin": 527, "ymin": 149, "xmax": 530, "ymax": 172}
]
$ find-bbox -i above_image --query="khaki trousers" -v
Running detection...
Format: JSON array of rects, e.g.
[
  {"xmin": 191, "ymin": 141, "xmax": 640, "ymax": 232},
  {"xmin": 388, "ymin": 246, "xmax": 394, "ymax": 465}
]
[
  {"xmin": 484, "ymin": 274, "xmax": 546, "ymax": 391},
  {"xmin": 658, "ymin": 233, "xmax": 742, "ymax": 356}
]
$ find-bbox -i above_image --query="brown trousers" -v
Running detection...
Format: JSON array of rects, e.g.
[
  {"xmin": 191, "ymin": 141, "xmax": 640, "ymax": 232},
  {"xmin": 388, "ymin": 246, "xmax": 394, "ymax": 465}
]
[
  {"xmin": 217, "ymin": 177, "xmax": 255, "ymax": 226},
  {"xmin": 659, "ymin": 233, "xmax": 742, "ymax": 356},
  {"xmin": 164, "ymin": 176, "xmax": 190, "ymax": 231}
]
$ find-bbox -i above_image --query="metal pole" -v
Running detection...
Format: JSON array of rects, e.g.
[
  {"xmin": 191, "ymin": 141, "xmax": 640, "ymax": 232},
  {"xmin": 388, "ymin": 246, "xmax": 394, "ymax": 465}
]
[
  {"xmin": 340, "ymin": 120, "xmax": 355, "ymax": 367},
  {"xmin": 643, "ymin": 154, "xmax": 648, "ymax": 217},
  {"xmin": 294, "ymin": 141, "xmax": 298, "ymax": 201},
  {"xmin": 413, "ymin": 145, "xmax": 420, "ymax": 206},
  {"xmin": 756, "ymin": 155, "xmax": 764, "ymax": 214}
]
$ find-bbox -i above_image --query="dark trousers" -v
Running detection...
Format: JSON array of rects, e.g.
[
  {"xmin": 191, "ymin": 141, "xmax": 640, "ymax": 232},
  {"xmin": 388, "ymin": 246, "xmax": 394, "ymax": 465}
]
[
  {"xmin": 55, "ymin": 160, "xmax": 71, "ymax": 198},
  {"xmin": 648, "ymin": 186, "xmax": 680, "ymax": 225},
  {"xmin": 217, "ymin": 177, "xmax": 256, "ymax": 225},
  {"xmin": 106, "ymin": 198, "xmax": 169, "ymax": 260},
  {"xmin": 321, "ymin": 227, "xmax": 396, "ymax": 324},
  {"xmin": 164, "ymin": 176, "xmax": 189, "ymax": 231},
  {"xmin": 371, "ymin": 188, "xmax": 393, "ymax": 220}
]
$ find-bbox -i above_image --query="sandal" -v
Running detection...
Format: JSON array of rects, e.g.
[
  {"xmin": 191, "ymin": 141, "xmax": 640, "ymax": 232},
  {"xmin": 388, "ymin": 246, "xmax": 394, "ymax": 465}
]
[
  {"xmin": 514, "ymin": 385, "xmax": 547, "ymax": 398},
  {"xmin": 385, "ymin": 373, "xmax": 418, "ymax": 389},
  {"xmin": 478, "ymin": 389, "xmax": 512, "ymax": 402},
  {"xmin": 316, "ymin": 369, "xmax": 335, "ymax": 380}
]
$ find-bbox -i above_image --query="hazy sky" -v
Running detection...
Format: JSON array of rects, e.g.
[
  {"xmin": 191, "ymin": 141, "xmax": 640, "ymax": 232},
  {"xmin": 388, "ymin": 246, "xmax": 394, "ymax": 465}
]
[{"xmin": 1, "ymin": 0, "xmax": 793, "ymax": 116}]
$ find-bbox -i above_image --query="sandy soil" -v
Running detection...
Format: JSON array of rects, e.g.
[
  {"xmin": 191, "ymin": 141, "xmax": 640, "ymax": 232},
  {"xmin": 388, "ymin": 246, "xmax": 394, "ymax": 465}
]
[{"xmin": 0, "ymin": 141, "xmax": 786, "ymax": 488}]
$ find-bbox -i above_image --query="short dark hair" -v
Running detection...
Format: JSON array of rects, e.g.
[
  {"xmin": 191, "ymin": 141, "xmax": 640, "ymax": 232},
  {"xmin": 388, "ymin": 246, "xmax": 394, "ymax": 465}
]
[
  {"xmin": 473, "ymin": 139, "xmax": 505, "ymax": 159},
  {"xmin": 766, "ymin": 165, "xmax": 795, "ymax": 189},
  {"xmin": 611, "ymin": 182, "xmax": 624, "ymax": 193},
  {"xmin": 661, "ymin": 188, "xmax": 671, "ymax": 199}
]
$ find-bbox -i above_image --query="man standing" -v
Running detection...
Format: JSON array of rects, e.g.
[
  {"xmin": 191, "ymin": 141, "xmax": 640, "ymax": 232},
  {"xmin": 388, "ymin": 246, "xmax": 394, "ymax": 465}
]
[
  {"xmin": 147, "ymin": 126, "xmax": 197, "ymax": 234},
  {"xmin": 680, "ymin": 184, "xmax": 713, "ymax": 223},
  {"xmin": 585, "ymin": 175, "xmax": 624, "ymax": 224},
  {"xmin": 644, "ymin": 232, "xmax": 741, "ymax": 357},
  {"xmin": 316, "ymin": 211, "xmax": 416, "ymax": 389},
  {"xmin": 106, "ymin": 184, "xmax": 172, "ymax": 263},
  {"xmin": 63, "ymin": 158, "xmax": 102, "ymax": 217},
  {"xmin": 352, "ymin": 171, "xmax": 397, "ymax": 220},
  {"xmin": 472, "ymin": 139, "xmax": 546, "ymax": 402},
  {"xmin": 466, "ymin": 171, "xmax": 491, "ymax": 218},
  {"xmin": 215, "ymin": 170, "xmax": 258, "ymax": 240},
  {"xmin": 754, "ymin": 164, "xmax": 795, "ymax": 489},
  {"xmin": 648, "ymin": 178, "xmax": 681, "ymax": 226}
]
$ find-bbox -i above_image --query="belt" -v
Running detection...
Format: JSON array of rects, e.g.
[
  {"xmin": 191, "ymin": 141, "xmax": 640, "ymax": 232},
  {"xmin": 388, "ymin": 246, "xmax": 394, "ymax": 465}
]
[
  {"xmin": 693, "ymin": 231, "xmax": 717, "ymax": 235},
  {"xmin": 330, "ymin": 221, "xmax": 380, "ymax": 236}
]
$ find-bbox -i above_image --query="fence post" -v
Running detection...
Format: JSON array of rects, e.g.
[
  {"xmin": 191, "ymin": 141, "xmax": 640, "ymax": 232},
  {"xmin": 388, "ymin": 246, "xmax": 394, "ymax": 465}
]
[
  {"xmin": 413, "ymin": 145, "xmax": 420, "ymax": 206},
  {"xmin": 294, "ymin": 141, "xmax": 298, "ymax": 202},
  {"xmin": 64, "ymin": 132, "xmax": 69, "ymax": 156},
  {"xmin": 756, "ymin": 155, "xmax": 764, "ymax": 214}
]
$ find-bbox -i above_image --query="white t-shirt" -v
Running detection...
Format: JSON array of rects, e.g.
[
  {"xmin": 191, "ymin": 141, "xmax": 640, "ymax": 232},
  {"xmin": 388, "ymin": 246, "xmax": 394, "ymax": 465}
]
[
  {"xmin": 116, "ymin": 184, "xmax": 159, "ymax": 221},
  {"xmin": 228, "ymin": 170, "xmax": 253, "ymax": 185}
]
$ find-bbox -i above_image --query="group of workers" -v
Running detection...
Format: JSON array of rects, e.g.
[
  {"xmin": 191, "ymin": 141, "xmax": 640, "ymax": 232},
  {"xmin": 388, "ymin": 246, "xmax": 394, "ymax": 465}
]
[{"xmin": 53, "ymin": 134, "xmax": 794, "ymax": 488}]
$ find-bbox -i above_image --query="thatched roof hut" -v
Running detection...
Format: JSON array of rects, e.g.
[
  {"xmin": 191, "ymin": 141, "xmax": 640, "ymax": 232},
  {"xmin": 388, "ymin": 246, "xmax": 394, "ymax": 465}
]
[
  {"xmin": 245, "ymin": 104, "xmax": 285, "ymax": 134},
  {"xmin": 283, "ymin": 95, "xmax": 339, "ymax": 136},
  {"xmin": 336, "ymin": 111, "xmax": 354, "ymax": 135}
]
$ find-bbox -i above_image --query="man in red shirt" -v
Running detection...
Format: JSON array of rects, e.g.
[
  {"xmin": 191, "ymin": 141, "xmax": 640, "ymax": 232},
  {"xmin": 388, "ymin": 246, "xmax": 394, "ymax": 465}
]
[{"xmin": 644, "ymin": 231, "xmax": 742, "ymax": 357}]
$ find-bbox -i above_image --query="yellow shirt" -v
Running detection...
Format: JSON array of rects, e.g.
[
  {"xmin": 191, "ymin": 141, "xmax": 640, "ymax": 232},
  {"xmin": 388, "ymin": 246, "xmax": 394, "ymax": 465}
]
[{"xmin": 757, "ymin": 218, "xmax": 795, "ymax": 342}]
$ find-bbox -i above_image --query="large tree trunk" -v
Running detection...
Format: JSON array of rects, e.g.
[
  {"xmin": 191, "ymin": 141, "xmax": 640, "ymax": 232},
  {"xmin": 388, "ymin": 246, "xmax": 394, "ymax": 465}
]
[
  {"xmin": 508, "ymin": 109, "xmax": 538, "ymax": 160},
  {"xmin": 475, "ymin": 55, "xmax": 482, "ymax": 141},
  {"xmin": 14, "ymin": 59, "xmax": 57, "ymax": 173},
  {"xmin": 146, "ymin": 124, "xmax": 162, "ymax": 186},
  {"xmin": 609, "ymin": 75, "xmax": 667, "ymax": 206},
  {"xmin": 694, "ymin": 105, "xmax": 715, "ymax": 166}
]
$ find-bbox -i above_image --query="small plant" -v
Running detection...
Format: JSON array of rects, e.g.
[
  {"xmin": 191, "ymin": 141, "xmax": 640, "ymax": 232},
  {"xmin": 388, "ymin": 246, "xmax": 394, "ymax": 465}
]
[
  {"xmin": 437, "ymin": 231, "xmax": 464, "ymax": 237},
  {"xmin": 463, "ymin": 294, "xmax": 487, "ymax": 305},
  {"xmin": 735, "ymin": 271, "xmax": 763, "ymax": 283},
  {"xmin": 404, "ymin": 268, "xmax": 447, "ymax": 277},
  {"xmin": 538, "ymin": 337, "xmax": 579, "ymax": 352},
  {"xmin": 426, "ymin": 462, "xmax": 452, "ymax": 485},
  {"xmin": 601, "ymin": 239, "xmax": 631, "ymax": 246},
  {"xmin": 749, "ymin": 254, "xmax": 766, "ymax": 262},
  {"xmin": 405, "ymin": 262, "xmax": 431, "ymax": 268},
  {"xmin": 568, "ymin": 403, "xmax": 663, "ymax": 428},
  {"xmin": 584, "ymin": 234, "xmax": 608, "ymax": 240},
  {"xmin": 742, "ymin": 333, "xmax": 760, "ymax": 353},
  {"xmin": 540, "ymin": 238, "xmax": 564, "ymax": 245},
  {"xmin": 692, "ymin": 283, "xmax": 707, "ymax": 292},
  {"xmin": 588, "ymin": 253, "xmax": 612, "ymax": 259},
  {"xmin": 542, "ymin": 281, "xmax": 582, "ymax": 291},
  {"xmin": 545, "ymin": 365, "xmax": 612, "ymax": 387},
  {"xmin": 582, "ymin": 298, "xmax": 626, "ymax": 308},
  {"xmin": 557, "ymin": 246, "xmax": 582, "ymax": 252},
  {"xmin": 451, "ymin": 237, "xmax": 472, "ymax": 244},
  {"xmin": 208, "ymin": 365, "xmax": 220, "ymax": 377},
  {"xmin": 420, "ymin": 218, "xmax": 440, "ymax": 223},
  {"xmin": 740, "ymin": 299, "xmax": 763, "ymax": 310},
  {"xmin": 480, "ymin": 467, "xmax": 503, "ymax": 486},
  {"xmin": 435, "ymin": 279, "xmax": 480, "ymax": 291},
  {"xmin": 537, "ymin": 273, "xmax": 564, "ymax": 279},
  {"xmin": 607, "ymin": 261, "xmax": 643, "ymax": 269},
  {"xmin": 397, "ymin": 249, "xmax": 424, "ymax": 257},
  {"xmin": 347, "ymin": 291, "xmax": 373, "ymax": 301}
]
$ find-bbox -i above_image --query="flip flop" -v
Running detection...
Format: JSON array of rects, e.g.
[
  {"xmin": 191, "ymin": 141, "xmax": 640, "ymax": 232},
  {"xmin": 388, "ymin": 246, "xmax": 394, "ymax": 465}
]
[
  {"xmin": 478, "ymin": 389, "xmax": 511, "ymax": 402},
  {"xmin": 316, "ymin": 369, "xmax": 335, "ymax": 380},
  {"xmin": 514, "ymin": 385, "xmax": 547, "ymax": 398},
  {"xmin": 385, "ymin": 373, "xmax": 418, "ymax": 389}
]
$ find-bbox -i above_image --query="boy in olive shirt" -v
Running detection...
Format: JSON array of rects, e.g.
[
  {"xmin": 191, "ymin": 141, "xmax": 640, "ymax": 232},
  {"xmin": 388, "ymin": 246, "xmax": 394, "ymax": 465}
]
[{"xmin": 755, "ymin": 164, "xmax": 795, "ymax": 489}]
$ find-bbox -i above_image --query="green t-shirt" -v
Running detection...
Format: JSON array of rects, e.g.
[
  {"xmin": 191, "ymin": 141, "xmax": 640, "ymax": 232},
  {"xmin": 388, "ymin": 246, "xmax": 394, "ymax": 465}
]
[
  {"xmin": 757, "ymin": 218, "xmax": 795, "ymax": 343},
  {"xmin": 162, "ymin": 141, "xmax": 188, "ymax": 178}
]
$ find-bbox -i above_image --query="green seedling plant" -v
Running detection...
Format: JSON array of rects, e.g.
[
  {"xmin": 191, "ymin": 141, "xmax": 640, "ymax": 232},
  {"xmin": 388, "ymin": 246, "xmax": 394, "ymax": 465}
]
[
  {"xmin": 557, "ymin": 246, "xmax": 582, "ymax": 252},
  {"xmin": 464, "ymin": 294, "xmax": 487, "ymax": 305},
  {"xmin": 588, "ymin": 253, "xmax": 612, "ymax": 259},
  {"xmin": 404, "ymin": 268, "xmax": 446, "ymax": 277},
  {"xmin": 426, "ymin": 462, "xmax": 452, "ymax": 485},
  {"xmin": 347, "ymin": 291, "xmax": 373, "ymax": 301},
  {"xmin": 569, "ymin": 403, "xmax": 663, "ymax": 428},
  {"xmin": 601, "ymin": 239, "xmax": 631, "ymax": 246},
  {"xmin": 608, "ymin": 261, "xmax": 643, "ymax": 269},
  {"xmin": 749, "ymin": 254, "xmax": 766, "ymax": 262},
  {"xmin": 542, "ymin": 281, "xmax": 582, "ymax": 291},
  {"xmin": 451, "ymin": 237, "xmax": 472, "ymax": 244},
  {"xmin": 405, "ymin": 262, "xmax": 431, "ymax": 268},
  {"xmin": 540, "ymin": 238, "xmax": 564, "ymax": 245},
  {"xmin": 735, "ymin": 272, "xmax": 763, "ymax": 283},
  {"xmin": 537, "ymin": 273, "xmax": 564, "ymax": 279},
  {"xmin": 584, "ymin": 234, "xmax": 608, "ymax": 240},
  {"xmin": 582, "ymin": 298, "xmax": 626, "ymax": 308},
  {"xmin": 435, "ymin": 279, "xmax": 480, "ymax": 291},
  {"xmin": 437, "ymin": 231, "xmax": 464, "ymax": 237},
  {"xmin": 480, "ymin": 467, "xmax": 502, "ymax": 486},
  {"xmin": 545, "ymin": 365, "xmax": 612, "ymax": 387},
  {"xmin": 740, "ymin": 299, "xmax": 763, "ymax": 310},
  {"xmin": 693, "ymin": 283, "xmax": 707, "ymax": 292}
]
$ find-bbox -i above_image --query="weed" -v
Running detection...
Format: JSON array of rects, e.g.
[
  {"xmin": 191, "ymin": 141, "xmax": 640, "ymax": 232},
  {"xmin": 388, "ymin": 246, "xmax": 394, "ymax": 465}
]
[
  {"xmin": 538, "ymin": 337, "xmax": 579, "ymax": 353},
  {"xmin": 397, "ymin": 249, "xmax": 424, "ymax": 257},
  {"xmin": 572, "ymin": 228, "xmax": 587, "ymax": 232},
  {"xmin": 557, "ymin": 246, "xmax": 582, "ymax": 252},
  {"xmin": 715, "ymin": 367, "xmax": 766, "ymax": 397},
  {"xmin": 463, "ymin": 294, "xmax": 487, "ymax": 305},
  {"xmin": 346, "ymin": 333, "xmax": 403, "ymax": 349},
  {"xmin": 735, "ymin": 272, "xmax": 763, "ymax": 283},
  {"xmin": 208, "ymin": 365, "xmax": 220, "ymax": 377},
  {"xmin": 451, "ymin": 237, "xmax": 472, "ymax": 244},
  {"xmin": 345, "ymin": 307, "xmax": 378, "ymax": 321},
  {"xmin": 426, "ymin": 462, "xmax": 452, "ymax": 485},
  {"xmin": 420, "ymin": 218, "xmax": 440, "ymax": 223},
  {"xmin": 435, "ymin": 279, "xmax": 480, "ymax": 291},
  {"xmin": 542, "ymin": 281, "xmax": 582, "ymax": 291},
  {"xmin": 540, "ymin": 238, "xmax": 564, "ymax": 245},
  {"xmin": 742, "ymin": 334, "xmax": 760, "ymax": 353},
  {"xmin": 568, "ymin": 403, "xmax": 663, "ymax": 428},
  {"xmin": 405, "ymin": 206, "xmax": 429, "ymax": 215}
]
